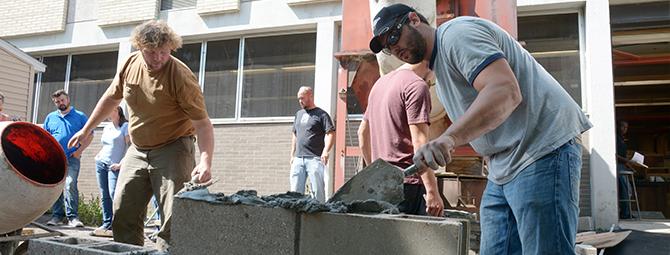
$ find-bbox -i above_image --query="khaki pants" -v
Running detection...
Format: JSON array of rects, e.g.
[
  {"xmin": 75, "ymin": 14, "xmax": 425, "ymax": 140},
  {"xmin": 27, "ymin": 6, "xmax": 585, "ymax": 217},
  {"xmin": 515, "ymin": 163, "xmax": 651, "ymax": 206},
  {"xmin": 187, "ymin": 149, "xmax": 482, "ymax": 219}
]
[{"xmin": 112, "ymin": 136, "xmax": 194, "ymax": 250}]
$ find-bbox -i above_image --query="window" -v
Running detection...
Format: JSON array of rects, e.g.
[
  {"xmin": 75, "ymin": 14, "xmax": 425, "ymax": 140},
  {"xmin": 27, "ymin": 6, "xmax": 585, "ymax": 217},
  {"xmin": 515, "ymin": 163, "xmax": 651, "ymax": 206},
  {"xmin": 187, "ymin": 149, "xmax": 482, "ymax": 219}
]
[
  {"xmin": 200, "ymin": 33, "xmax": 317, "ymax": 119},
  {"xmin": 174, "ymin": 43, "xmax": 201, "ymax": 78},
  {"xmin": 241, "ymin": 33, "xmax": 316, "ymax": 117},
  {"xmin": 34, "ymin": 51, "xmax": 118, "ymax": 123},
  {"xmin": 160, "ymin": 0, "xmax": 196, "ymax": 10},
  {"xmin": 518, "ymin": 13, "xmax": 582, "ymax": 106},
  {"xmin": 36, "ymin": 56, "xmax": 67, "ymax": 122},
  {"xmin": 204, "ymin": 39, "xmax": 240, "ymax": 119},
  {"xmin": 68, "ymin": 51, "xmax": 118, "ymax": 118}
]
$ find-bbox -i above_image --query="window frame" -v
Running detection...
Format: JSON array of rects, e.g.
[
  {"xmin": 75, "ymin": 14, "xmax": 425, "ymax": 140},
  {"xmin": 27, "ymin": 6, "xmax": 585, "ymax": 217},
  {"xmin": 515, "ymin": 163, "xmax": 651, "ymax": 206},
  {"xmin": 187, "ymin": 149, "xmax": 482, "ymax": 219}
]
[
  {"xmin": 32, "ymin": 47, "xmax": 120, "ymax": 125},
  {"xmin": 517, "ymin": 9, "xmax": 587, "ymax": 110},
  {"xmin": 194, "ymin": 29, "xmax": 318, "ymax": 124}
]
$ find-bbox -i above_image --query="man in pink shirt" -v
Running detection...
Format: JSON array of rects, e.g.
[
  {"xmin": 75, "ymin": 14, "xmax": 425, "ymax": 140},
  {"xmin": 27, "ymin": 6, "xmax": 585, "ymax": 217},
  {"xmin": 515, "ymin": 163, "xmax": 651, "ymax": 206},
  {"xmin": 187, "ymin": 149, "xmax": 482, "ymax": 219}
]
[{"xmin": 358, "ymin": 63, "xmax": 444, "ymax": 217}]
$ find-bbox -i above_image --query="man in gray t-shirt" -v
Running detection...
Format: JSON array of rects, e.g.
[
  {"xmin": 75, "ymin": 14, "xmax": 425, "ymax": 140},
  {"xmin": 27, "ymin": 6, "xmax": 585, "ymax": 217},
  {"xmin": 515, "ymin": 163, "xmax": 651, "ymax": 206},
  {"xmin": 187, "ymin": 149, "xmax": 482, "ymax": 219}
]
[
  {"xmin": 369, "ymin": 4, "xmax": 592, "ymax": 254},
  {"xmin": 290, "ymin": 86, "xmax": 335, "ymax": 202}
]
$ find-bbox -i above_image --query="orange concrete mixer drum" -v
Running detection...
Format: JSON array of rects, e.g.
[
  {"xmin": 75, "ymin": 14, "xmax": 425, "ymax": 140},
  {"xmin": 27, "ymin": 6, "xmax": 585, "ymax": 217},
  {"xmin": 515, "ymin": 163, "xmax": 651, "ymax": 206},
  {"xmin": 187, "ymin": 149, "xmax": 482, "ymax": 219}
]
[{"xmin": 0, "ymin": 121, "xmax": 66, "ymax": 234}]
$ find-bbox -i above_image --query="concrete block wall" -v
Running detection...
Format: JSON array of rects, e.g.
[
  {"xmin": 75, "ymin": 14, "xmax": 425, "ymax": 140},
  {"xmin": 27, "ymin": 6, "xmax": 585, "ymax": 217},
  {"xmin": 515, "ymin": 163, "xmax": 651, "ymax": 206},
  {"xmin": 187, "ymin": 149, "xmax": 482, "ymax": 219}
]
[
  {"xmin": 300, "ymin": 213, "xmax": 469, "ymax": 255},
  {"xmin": 75, "ymin": 123, "xmax": 294, "ymax": 202},
  {"xmin": 171, "ymin": 197, "xmax": 470, "ymax": 255},
  {"xmin": 171, "ymin": 198, "xmax": 298, "ymax": 255},
  {"xmin": 29, "ymin": 236, "xmax": 156, "ymax": 254},
  {"xmin": 0, "ymin": 0, "xmax": 68, "ymax": 38},
  {"xmin": 197, "ymin": 0, "xmax": 240, "ymax": 16},
  {"xmin": 97, "ymin": 0, "xmax": 159, "ymax": 27}
]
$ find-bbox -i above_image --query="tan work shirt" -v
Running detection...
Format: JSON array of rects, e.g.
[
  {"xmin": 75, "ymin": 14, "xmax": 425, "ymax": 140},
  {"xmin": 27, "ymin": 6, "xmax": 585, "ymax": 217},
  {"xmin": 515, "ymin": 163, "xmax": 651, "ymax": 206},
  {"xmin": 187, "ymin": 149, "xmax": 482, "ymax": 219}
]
[{"xmin": 105, "ymin": 51, "xmax": 208, "ymax": 149}]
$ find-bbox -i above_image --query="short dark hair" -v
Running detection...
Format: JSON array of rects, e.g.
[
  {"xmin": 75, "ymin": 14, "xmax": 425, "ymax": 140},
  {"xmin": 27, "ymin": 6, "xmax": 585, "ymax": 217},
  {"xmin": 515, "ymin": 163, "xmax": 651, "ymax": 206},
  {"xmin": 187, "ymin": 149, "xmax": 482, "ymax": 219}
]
[
  {"xmin": 51, "ymin": 89, "xmax": 68, "ymax": 98},
  {"xmin": 0, "ymin": 92, "xmax": 5, "ymax": 104}
]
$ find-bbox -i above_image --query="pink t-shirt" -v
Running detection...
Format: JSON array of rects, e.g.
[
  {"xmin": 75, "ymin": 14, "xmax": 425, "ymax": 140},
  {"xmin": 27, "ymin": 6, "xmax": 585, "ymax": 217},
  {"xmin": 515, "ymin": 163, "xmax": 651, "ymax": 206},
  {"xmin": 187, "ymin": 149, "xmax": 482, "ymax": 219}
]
[{"xmin": 364, "ymin": 69, "xmax": 431, "ymax": 184}]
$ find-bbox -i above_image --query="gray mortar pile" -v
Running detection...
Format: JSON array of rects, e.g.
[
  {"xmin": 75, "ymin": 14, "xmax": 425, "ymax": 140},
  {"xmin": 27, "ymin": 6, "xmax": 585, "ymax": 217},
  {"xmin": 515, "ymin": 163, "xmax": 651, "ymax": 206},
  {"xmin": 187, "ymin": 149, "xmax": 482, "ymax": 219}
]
[{"xmin": 176, "ymin": 182, "xmax": 400, "ymax": 214}]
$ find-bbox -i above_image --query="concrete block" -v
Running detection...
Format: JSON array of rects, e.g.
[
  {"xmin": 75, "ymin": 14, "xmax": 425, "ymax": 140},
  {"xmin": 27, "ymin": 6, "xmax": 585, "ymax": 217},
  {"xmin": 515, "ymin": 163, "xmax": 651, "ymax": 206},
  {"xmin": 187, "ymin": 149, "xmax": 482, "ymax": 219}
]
[
  {"xmin": 28, "ymin": 237, "xmax": 157, "ymax": 255},
  {"xmin": 300, "ymin": 213, "xmax": 470, "ymax": 255},
  {"xmin": 575, "ymin": 244, "xmax": 597, "ymax": 255},
  {"xmin": 170, "ymin": 198, "xmax": 299, "ymax": 255}
]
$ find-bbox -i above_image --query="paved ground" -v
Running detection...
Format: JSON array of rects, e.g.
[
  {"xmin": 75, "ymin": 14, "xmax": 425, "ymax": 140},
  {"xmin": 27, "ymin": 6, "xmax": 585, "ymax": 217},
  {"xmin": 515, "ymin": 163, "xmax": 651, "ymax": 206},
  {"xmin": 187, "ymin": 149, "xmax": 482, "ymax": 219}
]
[
  {"xmin": 29, "ymin": 214, "xmax": 159, "ymax": 249},
  {"xmin": 619, "ymin": 219, "xmax": 670, "ymax": 234}
]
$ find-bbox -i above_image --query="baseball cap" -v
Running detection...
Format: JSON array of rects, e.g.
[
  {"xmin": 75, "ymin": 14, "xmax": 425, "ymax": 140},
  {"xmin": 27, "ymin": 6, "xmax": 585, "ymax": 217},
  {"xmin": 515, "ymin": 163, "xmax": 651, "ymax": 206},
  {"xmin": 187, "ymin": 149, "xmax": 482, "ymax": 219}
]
[{"xmin": 369, "ymin": 4, "xmax": 416, "ymax": 53}]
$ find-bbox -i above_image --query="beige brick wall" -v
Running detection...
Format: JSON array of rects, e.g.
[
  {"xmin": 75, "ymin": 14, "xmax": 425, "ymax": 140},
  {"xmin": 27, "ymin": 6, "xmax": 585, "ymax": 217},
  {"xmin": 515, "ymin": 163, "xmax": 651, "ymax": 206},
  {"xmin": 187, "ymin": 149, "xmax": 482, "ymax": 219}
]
[
  {"xmin": 0, "ymin": 0, "xmax": 68, "ymax": 38},
  {"xmin": 97, "ymin": 0, "xmax": 159, "ymax": 27},
  {"xmin": 197, "ymin": 0, "xmax": 240, "ymax": 16},
  {"xmin": 77, "ymin": 123, "xmax": 294, "ymax": 200}
]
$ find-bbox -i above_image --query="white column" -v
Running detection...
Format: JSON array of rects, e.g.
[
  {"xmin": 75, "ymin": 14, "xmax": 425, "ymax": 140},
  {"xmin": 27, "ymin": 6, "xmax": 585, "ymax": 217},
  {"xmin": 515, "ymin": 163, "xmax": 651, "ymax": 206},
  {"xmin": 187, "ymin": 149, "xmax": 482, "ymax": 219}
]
[
  {"xmin": 117, "ymin": 40, "xmax": 133, "ymax": 115},
  {"xmin": 584, "ymin": 0, "xmax": 617, "ymax": 229},
  {"xmin": 313, "ymin": 19, "xmax": 338, "ymax": 199}
]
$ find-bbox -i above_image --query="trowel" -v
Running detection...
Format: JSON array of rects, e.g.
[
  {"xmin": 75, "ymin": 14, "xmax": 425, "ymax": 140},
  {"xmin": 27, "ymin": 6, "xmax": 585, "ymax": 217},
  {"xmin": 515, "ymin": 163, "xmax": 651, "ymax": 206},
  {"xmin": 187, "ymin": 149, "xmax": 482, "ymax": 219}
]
[{"xmin": 327, "ymin": 159, "xmax": 419, "ymax": 205}]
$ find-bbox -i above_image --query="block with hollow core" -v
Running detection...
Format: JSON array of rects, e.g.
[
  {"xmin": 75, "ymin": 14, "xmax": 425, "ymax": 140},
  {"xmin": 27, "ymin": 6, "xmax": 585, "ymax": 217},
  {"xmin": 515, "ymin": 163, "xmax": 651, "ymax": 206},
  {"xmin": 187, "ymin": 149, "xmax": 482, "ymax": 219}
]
[
  {"xmin": 300, "ymin": 213, "xmax": 470, "ymax": 255},
  {"xmin": 171, "ymin": 198, "xmax": 299, "ymax": 255},
  {"xmin": 28, "ymin": 237, "xmax": 157, "ymax": 255}
]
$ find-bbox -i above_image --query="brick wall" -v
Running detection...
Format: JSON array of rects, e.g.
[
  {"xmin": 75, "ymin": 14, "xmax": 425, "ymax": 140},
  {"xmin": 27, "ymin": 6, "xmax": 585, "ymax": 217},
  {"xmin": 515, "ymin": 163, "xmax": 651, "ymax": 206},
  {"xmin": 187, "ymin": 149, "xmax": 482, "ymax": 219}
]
[
  {"xmin": 76, "ymin": 122, "xmax": 294, "ymax": 200},
  {"xmin": 197, "ymin": 0, "xmax": 240, "ymax": 16},
  {"xmin": 0, "ymin": 0, "xmax": 68, "ymax": 38},
  {"xmin": 97, "ymin": 0, "xmax": 159, "ymax": 27}
]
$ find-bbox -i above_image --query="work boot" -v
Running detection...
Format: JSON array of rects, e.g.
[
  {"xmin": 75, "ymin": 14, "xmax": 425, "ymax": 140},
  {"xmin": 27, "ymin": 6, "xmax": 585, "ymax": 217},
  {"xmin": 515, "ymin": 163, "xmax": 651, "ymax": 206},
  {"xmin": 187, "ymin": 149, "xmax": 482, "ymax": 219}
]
[
  {"xmin": 46, "ymin": 217, "xmax": 65, "ymax": 226},
  {"xmin": 68, "ymin": 218, "xmax": 84, "ymax": 228}
]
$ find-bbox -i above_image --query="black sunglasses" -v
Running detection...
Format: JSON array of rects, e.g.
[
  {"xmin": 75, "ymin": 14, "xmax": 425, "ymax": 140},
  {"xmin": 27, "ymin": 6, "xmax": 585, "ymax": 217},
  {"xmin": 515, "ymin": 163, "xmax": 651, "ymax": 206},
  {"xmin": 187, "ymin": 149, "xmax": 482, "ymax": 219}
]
[{"xmin": 382, "ymin": 14, "xmax": 410, "ymax": 55}]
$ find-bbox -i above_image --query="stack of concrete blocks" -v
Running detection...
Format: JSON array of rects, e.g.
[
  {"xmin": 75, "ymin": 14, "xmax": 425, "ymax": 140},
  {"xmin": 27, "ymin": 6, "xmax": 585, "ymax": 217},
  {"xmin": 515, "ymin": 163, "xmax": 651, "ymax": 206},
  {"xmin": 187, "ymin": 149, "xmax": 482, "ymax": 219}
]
[
  {"xmin": 28, "ymin": 237, "xmax": 158, "ymax": 255},
  {"xmin": 171, "ymin": 197, "xmax": 470, "ymax": 255}
]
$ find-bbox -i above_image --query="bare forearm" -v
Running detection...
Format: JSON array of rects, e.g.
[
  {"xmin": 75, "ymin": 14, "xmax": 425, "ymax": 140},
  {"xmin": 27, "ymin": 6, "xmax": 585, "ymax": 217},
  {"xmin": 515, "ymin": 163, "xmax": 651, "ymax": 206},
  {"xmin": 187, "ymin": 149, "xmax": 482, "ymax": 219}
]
[
  {"xmin": 193, "ymin": 118, "xmax": 214, "ymax": 166},
  {"xmin": 323, "ymin": 132, "xmax": 335, "ymax": 155},
  {"xmin": 410, "ymin": 123, "xmax": 441, "ymax": 195},
  {"xmin": 83, "ymin": 95, "xmax": 122, "ymax": 133},
  {"xmin": 445, "ymin": 82, "xmax": 521, "ymax": 146},
  {"xmin": 290, "ymin": 134, "xmax": 296, "ymax": 158},
  {"xmin": 78, "ymin": 131, "xmax": 94, "ymax": 152},
  {"xmin": 358, "ymin": 120, "xmax": 371, "ymax": 165}
]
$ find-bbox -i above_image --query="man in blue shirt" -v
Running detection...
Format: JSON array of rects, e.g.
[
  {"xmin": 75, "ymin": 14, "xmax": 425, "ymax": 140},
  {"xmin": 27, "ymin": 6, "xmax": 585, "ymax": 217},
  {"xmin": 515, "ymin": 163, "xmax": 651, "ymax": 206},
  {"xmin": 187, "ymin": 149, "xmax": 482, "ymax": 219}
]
[{"xmin": 43, "ymin": 89, "xmax": 93, "ymax": 228}]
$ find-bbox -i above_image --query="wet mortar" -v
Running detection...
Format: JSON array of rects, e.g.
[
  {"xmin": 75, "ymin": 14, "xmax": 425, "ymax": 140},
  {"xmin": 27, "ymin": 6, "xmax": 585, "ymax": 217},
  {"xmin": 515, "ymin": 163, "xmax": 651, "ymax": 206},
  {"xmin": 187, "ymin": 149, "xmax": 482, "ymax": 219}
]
[{"xmin": 176, "ymin": 183, "xmax": 400, "ymax": 214}]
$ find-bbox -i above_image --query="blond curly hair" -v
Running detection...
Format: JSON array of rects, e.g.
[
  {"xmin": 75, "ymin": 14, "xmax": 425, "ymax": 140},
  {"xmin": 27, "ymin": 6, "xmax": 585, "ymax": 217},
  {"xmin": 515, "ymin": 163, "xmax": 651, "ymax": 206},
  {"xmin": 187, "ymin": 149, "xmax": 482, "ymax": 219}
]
[{"xmin": 130, "ymin": 20, "xmax": 183, "ymax": 50}]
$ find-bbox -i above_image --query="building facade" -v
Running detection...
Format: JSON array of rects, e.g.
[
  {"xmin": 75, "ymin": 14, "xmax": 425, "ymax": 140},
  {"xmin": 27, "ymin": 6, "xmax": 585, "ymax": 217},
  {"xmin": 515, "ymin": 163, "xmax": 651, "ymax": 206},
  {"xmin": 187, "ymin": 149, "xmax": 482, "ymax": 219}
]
[{"xmin": 3, "ymin": 0, "xmax": 668, "ymax": 229}]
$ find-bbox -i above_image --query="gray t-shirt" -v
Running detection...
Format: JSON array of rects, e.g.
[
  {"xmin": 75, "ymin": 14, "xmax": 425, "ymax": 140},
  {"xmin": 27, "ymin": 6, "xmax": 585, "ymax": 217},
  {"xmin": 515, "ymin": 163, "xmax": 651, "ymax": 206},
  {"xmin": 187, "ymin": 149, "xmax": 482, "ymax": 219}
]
[
  {"xmin": 431, "ymin": 16, "xmax": 592, "ymax": 184},
  {"xmin": 293, "ymin": 107, "xmax": 335, "ymax": 157}
]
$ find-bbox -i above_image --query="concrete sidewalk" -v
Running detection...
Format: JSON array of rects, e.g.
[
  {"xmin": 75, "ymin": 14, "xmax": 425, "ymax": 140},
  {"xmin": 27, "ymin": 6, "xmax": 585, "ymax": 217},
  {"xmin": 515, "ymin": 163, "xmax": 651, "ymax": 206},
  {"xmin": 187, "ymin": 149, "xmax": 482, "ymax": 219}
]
[{"xmin": 29, "ymin": 214, "xmax": 159, "ymax": 249}]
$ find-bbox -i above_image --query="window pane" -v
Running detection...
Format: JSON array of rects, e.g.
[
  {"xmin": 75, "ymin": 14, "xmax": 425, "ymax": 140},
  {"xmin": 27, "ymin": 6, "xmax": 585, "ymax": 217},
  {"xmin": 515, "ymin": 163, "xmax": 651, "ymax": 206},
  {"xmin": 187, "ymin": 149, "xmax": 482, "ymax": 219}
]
[
  {"xmin": 174, "ymin": 43, "xmax": 201, "ymax": 79},
  {"xmin": 519, "ymin": 13, "xmax": 582, "ymax": 106},
  {"xmin": 36, "ymin": 56, "xmax": 67, "ymax": 123},
  {"xmin": 204, "ymin": 39, "xmax": 240, "ymax": 119},
  {"xmin": 161, "ymin": 0, "xmax": 196, "ymax": 10},
  {"xmin": 68, "ymin": 51, "xmax": 118, "ymax": 117},
  {"xmin": 241, "ymin": 33, "xmax": 316, "ymax": 117}
]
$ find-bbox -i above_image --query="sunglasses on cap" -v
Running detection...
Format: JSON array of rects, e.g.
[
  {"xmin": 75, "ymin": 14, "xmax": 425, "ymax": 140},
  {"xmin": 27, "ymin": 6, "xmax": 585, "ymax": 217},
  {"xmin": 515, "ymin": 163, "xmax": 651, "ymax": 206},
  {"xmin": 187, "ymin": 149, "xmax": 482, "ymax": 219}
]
[{"xmin": 381, "ymin": 14, "xmax": 410, "ymax": 55}]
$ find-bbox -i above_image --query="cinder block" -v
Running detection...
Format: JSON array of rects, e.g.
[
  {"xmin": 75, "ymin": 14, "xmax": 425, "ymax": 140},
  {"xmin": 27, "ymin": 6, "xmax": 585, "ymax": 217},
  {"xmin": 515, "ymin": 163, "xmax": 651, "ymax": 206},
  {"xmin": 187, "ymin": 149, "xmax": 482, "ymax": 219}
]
[
  {"xmin": 300, "ymin": 213, "xmax": 470, "ymax": 255},
  {"xmin": 170, "ymin": 197, "xmax": 299, "ymax": 255},
  {"xmin": 28, "ymin": 237, "xmax": 157, "ymax": 255}
]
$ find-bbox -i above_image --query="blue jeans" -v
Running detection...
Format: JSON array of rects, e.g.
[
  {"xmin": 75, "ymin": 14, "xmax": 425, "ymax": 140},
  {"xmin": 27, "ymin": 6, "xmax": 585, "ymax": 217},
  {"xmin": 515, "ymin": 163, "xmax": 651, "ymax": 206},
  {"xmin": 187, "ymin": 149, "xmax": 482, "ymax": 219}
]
[
  {"xmin": 51, "ymin": 157, "xmax": 81, "ymax": 220},
  {"xmin": 480, "ymin": 139, "xmax": 581, "ymax": 255},
  {"xmin": 617, "ymin": 163, "xmax": 632, "ymax": 219},
  {"xmin": 96, "ymin": 160, "xmax": 120, "ymax": 228},
  {"xmin": 290, "ymin": 156, "xmax": 325, "ymax": 202}
]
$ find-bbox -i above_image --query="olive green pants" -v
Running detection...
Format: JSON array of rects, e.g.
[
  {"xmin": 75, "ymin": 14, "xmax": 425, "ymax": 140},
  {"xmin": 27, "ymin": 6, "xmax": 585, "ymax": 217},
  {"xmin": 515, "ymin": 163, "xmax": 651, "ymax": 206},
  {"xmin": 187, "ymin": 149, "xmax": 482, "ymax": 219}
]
[{"xmin": 112, "ymin": 136, "xmax": 194, "ymax": 250}]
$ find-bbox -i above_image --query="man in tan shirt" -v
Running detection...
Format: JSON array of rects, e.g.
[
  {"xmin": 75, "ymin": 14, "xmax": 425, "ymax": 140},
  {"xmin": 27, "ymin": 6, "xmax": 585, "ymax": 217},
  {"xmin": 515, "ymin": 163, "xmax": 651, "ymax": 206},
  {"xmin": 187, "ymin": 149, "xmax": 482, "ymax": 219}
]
[{"xmin": 69, "ymin": 20, "xmax": 214, "ymax": 250}]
